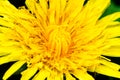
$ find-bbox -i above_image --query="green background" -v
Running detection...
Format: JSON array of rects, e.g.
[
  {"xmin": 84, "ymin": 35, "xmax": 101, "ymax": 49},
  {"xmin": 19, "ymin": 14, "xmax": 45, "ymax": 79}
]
[{"xmin": 0, "ymin": 0, "xmax": 120, "ymax": 80}]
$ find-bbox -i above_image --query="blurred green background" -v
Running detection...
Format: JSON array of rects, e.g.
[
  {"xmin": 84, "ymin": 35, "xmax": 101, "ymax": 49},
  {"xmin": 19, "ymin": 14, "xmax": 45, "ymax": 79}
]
[{"xmin": 0, "ymin": 0, "xmax": 120, "ymax": 80}]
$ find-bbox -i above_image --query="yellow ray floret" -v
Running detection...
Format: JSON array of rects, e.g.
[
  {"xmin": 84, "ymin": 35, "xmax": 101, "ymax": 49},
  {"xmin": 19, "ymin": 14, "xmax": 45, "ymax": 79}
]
[
  {"xmin": 33, "ymin": 69, "xmax": 50, "ymax": 80},
  {"xmin": 3, "ymin": 61, "xmax": 25, "ymax": 80},
  {"xmin": 21, "ymin": 66, "xmax": 38, "ymax": 80},
  {"xmin": 95, "ymin": 65, "xmax": 120, "ymax": 78}
]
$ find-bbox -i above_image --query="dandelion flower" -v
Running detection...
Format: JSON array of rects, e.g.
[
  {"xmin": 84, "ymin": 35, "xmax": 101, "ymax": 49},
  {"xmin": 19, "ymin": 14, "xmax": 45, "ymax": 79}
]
[{"xmin": 0, "ymin": 0, "xmax": 120, "ymax": 80}]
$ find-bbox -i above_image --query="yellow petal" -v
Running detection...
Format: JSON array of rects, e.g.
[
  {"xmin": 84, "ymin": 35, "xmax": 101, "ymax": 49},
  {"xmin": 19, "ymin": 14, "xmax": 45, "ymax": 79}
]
[
  {"xmin": 21, "ymin": 67, "xmax": 38, "ymax": 80},
  {"xmin": 102, "ymin": 38, "xmax": 120, "ymax": 50},
  {"xmin": 72, "ymin": 70, "xmax": 94, "ymax": 80},
  {"xmin": 66, "ymin": 73, "xmax": 76, "ymax": 80},
  {"xmin": 95, "ymin": 65, "xmax": 120, "ymax": 78},
  {"xmin": 96, "ymin": 13, "xmax": 120, "ymax": 34},
  {"xmin": 51, "ymin": 0, "xmax": 60, "ymax": 23},
  {"xmin": 0, "ymin": 34, "xmax": 8, "ymax": 41},
  {"xmin": 0, "ymin": 26, "xmax": 13, "ymax": 34},
  {"xmin": 0, "ymin": 51, "xmax": 22, "ymax": 64},
  {"xmin": 0, "ymin": 56, "xmax": 16, "ymax": 65},
  {"xmin": 0, "ymin": 27, "xmax": 17, "ymax": 40},
  {"xmin": 0, "ymin": 0, "xmax": 17, "ymax": 14},
  {"xmin": 0, "ymin": 40, "xmax": 19, "ymax": 47},
  {"xmin": 0, "ymin": 52, "xmax": 10, "ymax": 57},
  {"xmin": 54, "ymin": 75, "xmax": 63, "ymax": 80},
  {"xmin": 64, "ymin": 0, "xmax": 84, "ymax": 23},
  {"xmin": 74, "ymin": 0, "xmax": 110, "ymax": 26},
  {"xmin": 99, "ymin": 12, "xmax": 120, "ymax": 24},
  {"xmin": 100, "ymin": 59, "xmax": 120, "ymax": 70},
  {"xmin": 48, "ymin": 0, "xmax": 56, "ymax": 24},
  {"xmin": 3, "ymin": 61, "xmax": 25, "ymax": 80},
  {"xmin": 0, "ymin": 46, "xmax": 22, "ymax": 55},
  {"xmin": 25, "ymin": 0, "xmax": 47, "ymax": 34},
  {"xmin": 107, "ymin": 38, "xmax": 120, "ymax": 46},
  {"xmin": 38, "ymin": 0, "xmax": 48, "ymax": 14},
  {"xmin": 32, "ymin": 69, "xmax": 50, "ymax": 80},
  {"xmin": 105, "ymin": 25, "xmax": 120, "ymax": 38},
  {"xmin": 60, "ymin": 0, "xmax": 67, "ymax": 15},
  {"xmin": 102, "ymin": 46, "xmax": 120, "ymax": 57},
  {"xmin": 47, "ymin": 73, "xmax": 63, "ymax": 80},
  {"xmin": 65, "ymin": 0, "xmax": 84, "ymax": 14},
  {"xmin": 73, "ymin": 11, "xmax": 119, "ymax": 45},
  {"xmin": 0, "ymin": 19, "xmax": 15, "ymax": 28},
  {"xmin": 25, "ymin": 0, "xmax": 46, "ymax": 21}
]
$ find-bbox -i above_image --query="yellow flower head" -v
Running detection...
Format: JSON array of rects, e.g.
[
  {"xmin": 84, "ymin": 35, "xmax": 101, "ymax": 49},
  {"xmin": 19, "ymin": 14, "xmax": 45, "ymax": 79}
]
[{"xmin": 0, "ymin": 0, "xmax": 120, "ymax": 80}]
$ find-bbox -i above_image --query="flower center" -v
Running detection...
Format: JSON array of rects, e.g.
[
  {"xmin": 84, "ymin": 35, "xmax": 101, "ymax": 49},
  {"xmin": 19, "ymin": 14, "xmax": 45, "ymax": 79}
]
[
  {"xmin": 22, "ymin": 25, "xmax": 73, "ymax": 71},
  {"xmin": 47, "ymin": 26, "xmax": 71, "ymax": 59}
]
